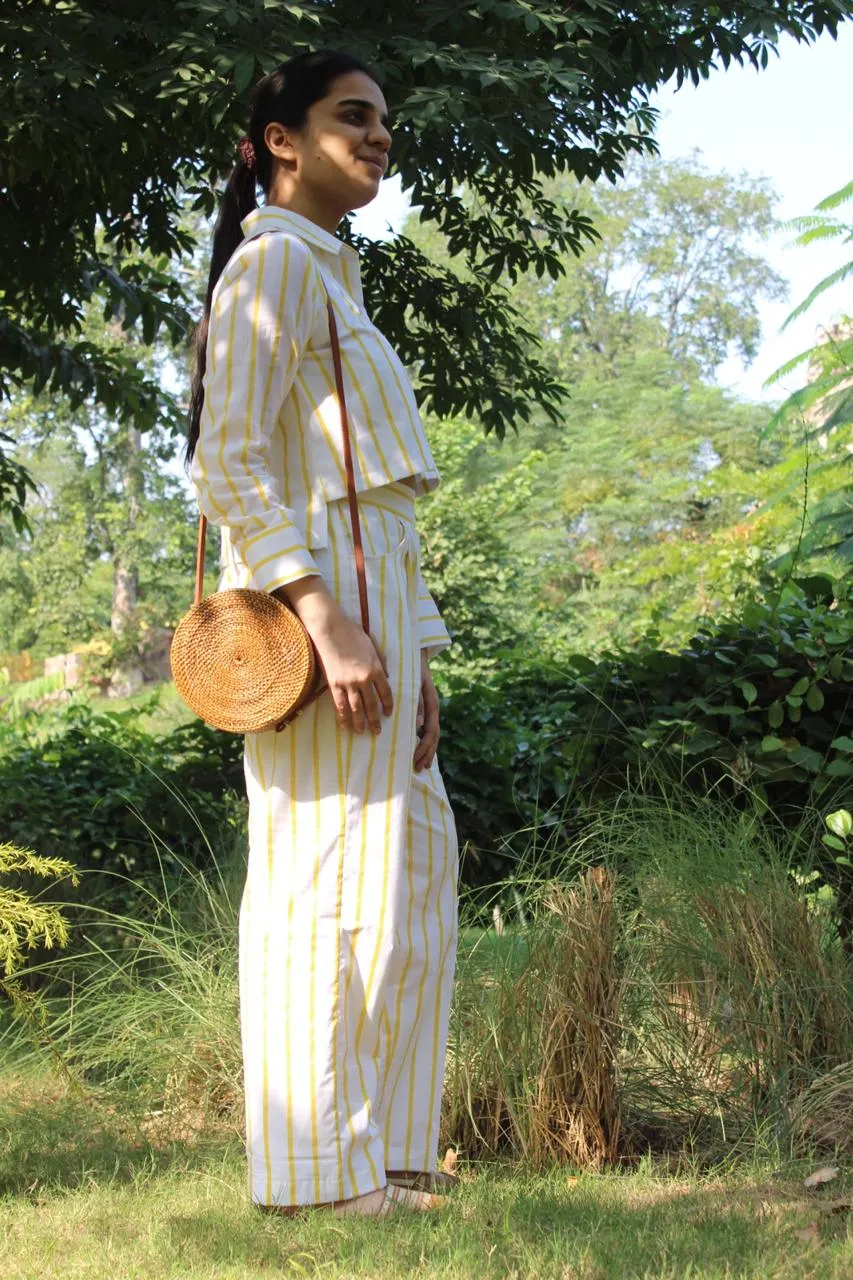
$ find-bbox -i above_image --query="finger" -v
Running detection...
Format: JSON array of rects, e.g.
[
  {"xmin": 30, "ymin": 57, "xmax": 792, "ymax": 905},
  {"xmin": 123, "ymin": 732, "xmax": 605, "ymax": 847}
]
[
  {"xmin": 413, "ymin": 733, "xmax": 437, "ymax": 771},
  {"xmin": 413, "ymin": 719, "xmax": 439, "ymax": 768},
  {"xmin": 414, "ymin": 691, "xmax": 440, "ymax": 769},
  {"xmin": 373, "ymin": 667, "xmax": 394, "ymax": 718},
  {"xmin": 416, "ymin": 688, "xmax": 425, "ymax": 731},
  {"xmin": 333, "ymin": 688, "xmax": 353, "ymax": 733},
  {"xmin": 360, "ymin": 682, "xmax": 383, "ymax": 736},
  {"xmin": 371, "ymin": 634, "xmax": 390, "ymax": 676},
  {"xmin": 347, "ymin": 687, "xmax": 366, "ymax": 734}
]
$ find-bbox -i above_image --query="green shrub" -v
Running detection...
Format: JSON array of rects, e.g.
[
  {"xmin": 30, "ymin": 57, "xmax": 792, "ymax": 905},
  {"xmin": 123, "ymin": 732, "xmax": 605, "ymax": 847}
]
[
  {"xmin": 0, "ymin": 700, "xmax": 245, "ymax": 907},
  {"xmin": 438, "ymin": 576, "xmax": 853, "ymax": 902}
]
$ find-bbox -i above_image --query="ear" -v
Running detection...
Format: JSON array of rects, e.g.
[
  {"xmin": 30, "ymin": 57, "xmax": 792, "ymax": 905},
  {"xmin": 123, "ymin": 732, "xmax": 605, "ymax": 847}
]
[{"xmin": 264, "ymin": 120, "xmax": 298, "ymax": 163}]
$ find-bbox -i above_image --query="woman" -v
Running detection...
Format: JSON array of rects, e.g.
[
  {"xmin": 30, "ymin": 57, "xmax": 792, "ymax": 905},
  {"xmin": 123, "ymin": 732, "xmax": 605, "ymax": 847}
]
[{"xmin": 185, "ymin": 50, "xmax": 459, "ymax": 1219}]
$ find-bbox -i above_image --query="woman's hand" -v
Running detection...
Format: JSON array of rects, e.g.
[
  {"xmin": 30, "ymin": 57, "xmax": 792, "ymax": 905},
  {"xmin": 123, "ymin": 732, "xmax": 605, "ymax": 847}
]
[
  {"xmin": 413, "ymin": 650, "xmax": 440, "ymax": 772},
  {"xmin": 274, "ymin": 577, "xmax": 392, "ymax": 734}
]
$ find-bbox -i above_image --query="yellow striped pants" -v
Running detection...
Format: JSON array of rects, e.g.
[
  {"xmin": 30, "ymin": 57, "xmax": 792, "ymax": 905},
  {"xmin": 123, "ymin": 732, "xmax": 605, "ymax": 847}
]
[{"xmin": 238, "ymin": 480, "xmax": 459, "ymax": 1207}]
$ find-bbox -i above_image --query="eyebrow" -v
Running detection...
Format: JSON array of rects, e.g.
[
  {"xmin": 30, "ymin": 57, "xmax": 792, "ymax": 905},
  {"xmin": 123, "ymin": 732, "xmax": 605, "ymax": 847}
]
[{"xmin": 336, "ymin": 97, "xmax": 390, "ymax": 126}]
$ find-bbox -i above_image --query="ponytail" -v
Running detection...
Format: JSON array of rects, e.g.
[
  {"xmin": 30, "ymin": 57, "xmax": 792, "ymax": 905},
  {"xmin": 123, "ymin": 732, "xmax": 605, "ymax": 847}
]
[
  {"xmin": 184, "ymin": 48, "xmax": 378, "ymax": 466},
  {"xmin": 185, "ymin": 157, "xmax": 257, "ymax": 463}
]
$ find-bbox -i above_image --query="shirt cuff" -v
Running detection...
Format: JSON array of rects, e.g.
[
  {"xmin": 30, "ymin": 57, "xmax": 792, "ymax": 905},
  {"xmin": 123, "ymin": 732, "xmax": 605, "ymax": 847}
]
[
  {"xmin": 417, "ymin": 589, "xmax": 452, "ymax": 659},
  {"xmin": 241, "ymin": 524, "xmax": 320, "ymax": 593}
]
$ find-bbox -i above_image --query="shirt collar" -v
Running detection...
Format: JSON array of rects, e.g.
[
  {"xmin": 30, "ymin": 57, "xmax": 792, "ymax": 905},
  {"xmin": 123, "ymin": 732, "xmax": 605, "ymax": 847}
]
[{"xmin": 241, "ymin": 205, "xmax": 351, "ymax": 258}]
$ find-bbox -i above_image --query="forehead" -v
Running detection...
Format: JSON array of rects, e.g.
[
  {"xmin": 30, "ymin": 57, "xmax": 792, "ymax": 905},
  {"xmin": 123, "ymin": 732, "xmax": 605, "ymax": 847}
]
[{"xmin": 324, "ymin": 70, "xmax": 388, "ymax": 117}]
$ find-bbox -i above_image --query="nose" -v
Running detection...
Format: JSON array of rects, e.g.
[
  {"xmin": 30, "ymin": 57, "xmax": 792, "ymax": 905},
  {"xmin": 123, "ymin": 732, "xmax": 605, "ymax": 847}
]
[{"xmin": 368, "ymin": 119, "xmax": 392, "ymax": 152}]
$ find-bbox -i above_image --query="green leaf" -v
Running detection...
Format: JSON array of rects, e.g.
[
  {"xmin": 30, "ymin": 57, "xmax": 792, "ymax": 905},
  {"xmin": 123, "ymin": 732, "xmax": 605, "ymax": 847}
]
[
  {"xmin": 805, "ymin": 683, "xmax": 825, "ymax": 712},
  {"xmin": 768, "ymin": 701, "xmax": 784, "ymax": 728},
  {"xmin": 822, "ymin": 833, "xmax": 846, "ymax": 852},
  {"xmin": 760, "ymin": 735, "xmax": 785, "ymax": 753},
  {"xmin": 826, "ymin": 809, "xmax": 853, "ymax": 839},
  {"xmin": 736, "ymin": 679, "xmax": 758, "ymax": 706},
  {"xmin": 232, "ymin": 53, "xmax": 256, "ymax": 95},
  {"xmin": 825, "ymin": 759, "xmax": 853, "ymax": 777},
  {"xmin": 790, "ymin": 745, "xmax": 823, "ymax": 773},
  {"xmin": 831, "ymin": 737, "xmax": 853, "ymax": 753}
]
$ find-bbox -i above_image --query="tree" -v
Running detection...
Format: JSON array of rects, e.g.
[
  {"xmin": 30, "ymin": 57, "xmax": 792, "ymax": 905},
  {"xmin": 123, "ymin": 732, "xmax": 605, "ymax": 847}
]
[
  {"xmin": 401, "ymin": 155, "xmax": 804, "ymax": 649},
  {"xmin": 510, "ymin": 157, "xmax": 788, "ymax": 381},
  {"xmin": 3, "ymin": 0, "xmax": 851, "ymax": 518},
  {"xmin": 0, "ymin": 392, "xmax": 196, "ymax": 670},
  {"xmin": 763, "ymin": 179, "xmax": 853, "ymax": 571}
]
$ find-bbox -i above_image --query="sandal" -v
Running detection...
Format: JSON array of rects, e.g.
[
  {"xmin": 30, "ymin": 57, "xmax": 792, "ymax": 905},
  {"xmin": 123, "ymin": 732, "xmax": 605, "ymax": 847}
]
[
  {"xmin": 386, "ymin": 1170, "xmax": 460, "ymax": 1193},
  {"xmin": 256, "ymin": 1182, "xmax": 447, "ymax": 1218},
  {"xmin": 368, "ymin": 1182, "xmax": 448, "ymax": 1217}
]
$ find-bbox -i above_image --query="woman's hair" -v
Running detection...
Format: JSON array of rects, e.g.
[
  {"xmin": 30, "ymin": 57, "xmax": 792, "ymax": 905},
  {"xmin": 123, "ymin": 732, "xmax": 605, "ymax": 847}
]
[{"xmin": 185, "ymin": 49, "xmax": 378, "ymax": 464}]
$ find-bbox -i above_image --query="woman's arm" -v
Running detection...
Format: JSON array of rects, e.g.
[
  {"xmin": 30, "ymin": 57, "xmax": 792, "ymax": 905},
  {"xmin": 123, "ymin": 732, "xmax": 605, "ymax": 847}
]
[
  {"xmin": 413, "ymin": 649, "xmax": 440, "ymax": 772},
  {"xmin": 190, "ymin": 232, "xmax": 322, "ymax": 593},
  {"xmin": 190, "ymin": 230, "xmax": 392, "ymax": 735}
]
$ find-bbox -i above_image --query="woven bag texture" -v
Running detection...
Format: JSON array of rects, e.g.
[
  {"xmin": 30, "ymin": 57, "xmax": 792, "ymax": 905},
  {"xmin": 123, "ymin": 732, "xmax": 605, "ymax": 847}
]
[{"xmin": 170, "ymin": 588, "xmax": 316, "ymax": 734}]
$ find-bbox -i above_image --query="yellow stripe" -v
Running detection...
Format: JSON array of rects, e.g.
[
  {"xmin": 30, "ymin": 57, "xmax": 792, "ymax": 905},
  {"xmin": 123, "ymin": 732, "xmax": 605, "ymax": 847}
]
[
  {"xmin": 378, "ymin": 736, "xmax": 418, "ymax": 1123},
  {"xmin": 292, "ymin": 377, "xmax": 317, "ymax": 545},
  {"xmin": 308, "ymin": 703, "xmax": 322, "ymax": 1202},
  {"xmin": 264, "ymin": 566, "xmax": 318, "ymax": 593},
  {"xmin": 349, "ymin": 325, "xmax": 420, "ymax": 477},
  {"xmin": 242, "ymin": 237, "xmax": 272, "ymax": 508},
  {"xmin": 330, "ymin": 502, "xmax": 382, "ymax": 1191},
  {"xmin": 216, "ymin": 260, "xmax": 252, "ymax": 519},
  {"xmin": 239, "ymin": 789, "xmax": 254, "ymax": 1201},
  {"xmin": 285, "ymin": 724, "xmax": 298, "ymax": 1194},
  {"xmin": 337, "ymin": 329, "xmax": 394, "ymax": 475},
  {"xmin": 352, "ymin": 547, "xmax": 404, "ymax": 1095},
  {"xmin": 248, "ymin": 731, "xmax": 274, "ymax": 1203},
  {"xmin": 405, "ymin": 780, "xmax": 437, "ymax": 1167},
  {"xmin": 298, "ymin": 358, "xmax": 348, "ymax": 489},
  {"xmin": 422, "ymin": 789, "xmax": 453, "ymax": 1167},
  {"xmin": 369, "ymin": 327, "xmax": 433, "ymax": 474},
  {"xmin": 313, "ymin": 345, "xmax": 374, "ymax": 485},
  {"xmin": 332, "ymin": 663, "xmax": 359, "ymax": 1196},
  {"xmin": 379, "ymin": 555, "xmax": 431, "ymax": 1132},
  {"xmin": 193, "ymin": 290, "xmax": 231, "ymax": 525},
  {"xmin": 250, "ymin": 541, "xmax": 309, "ymax": 574}
]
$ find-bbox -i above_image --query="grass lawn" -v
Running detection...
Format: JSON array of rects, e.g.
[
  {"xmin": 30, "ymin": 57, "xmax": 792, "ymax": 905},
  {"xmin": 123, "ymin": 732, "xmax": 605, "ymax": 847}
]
[{"xmin": 1, "ymin": 1068, "xmax": 851, "ymax": 1279}]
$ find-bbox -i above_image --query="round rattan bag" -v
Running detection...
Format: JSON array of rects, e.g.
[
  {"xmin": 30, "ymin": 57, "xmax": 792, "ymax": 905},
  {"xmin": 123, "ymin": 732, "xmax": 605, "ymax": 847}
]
[{"xmin": 170, "ymin": 585, "xmax": 325, "ymax": 734}]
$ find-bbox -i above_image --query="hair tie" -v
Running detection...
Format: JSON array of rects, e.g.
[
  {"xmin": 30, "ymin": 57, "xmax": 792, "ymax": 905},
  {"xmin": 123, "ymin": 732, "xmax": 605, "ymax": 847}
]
[{"xmin": 238, "ymin": 136, "xmax": 256, "ymax": 171}]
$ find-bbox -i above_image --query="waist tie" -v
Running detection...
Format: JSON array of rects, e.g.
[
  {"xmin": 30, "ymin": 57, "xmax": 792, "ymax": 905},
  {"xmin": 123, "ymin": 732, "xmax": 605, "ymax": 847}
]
[{"xmin": 327, "ymin": 479, "xmax": 420, "ymax": 618}]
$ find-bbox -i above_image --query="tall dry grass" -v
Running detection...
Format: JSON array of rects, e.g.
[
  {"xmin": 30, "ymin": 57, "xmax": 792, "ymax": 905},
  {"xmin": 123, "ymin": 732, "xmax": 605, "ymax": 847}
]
[
  {"xmin": 444, "ymin": 790, "xmax": 853, "ymax": 1167},
  {"xmin": 442, "ymin": 866, "xmax": 624, "ymax": 1169}
]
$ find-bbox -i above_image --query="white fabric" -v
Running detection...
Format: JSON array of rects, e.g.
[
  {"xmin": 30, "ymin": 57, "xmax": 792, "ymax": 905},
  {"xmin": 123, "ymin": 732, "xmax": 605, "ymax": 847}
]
[{"xmin": 238, "ymin": 481, "xmax": 459, "ymax": 1206}]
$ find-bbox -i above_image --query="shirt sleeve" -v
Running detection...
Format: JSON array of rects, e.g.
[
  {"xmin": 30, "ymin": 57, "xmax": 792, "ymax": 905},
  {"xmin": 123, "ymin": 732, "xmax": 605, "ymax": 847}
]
[
  {"xmin": 190, "ymin": 232, "xmax": 323, "ymax": 593},
  {"xmin": 415, "ymin": 563, "xmax": 452, "ymax": 659}
]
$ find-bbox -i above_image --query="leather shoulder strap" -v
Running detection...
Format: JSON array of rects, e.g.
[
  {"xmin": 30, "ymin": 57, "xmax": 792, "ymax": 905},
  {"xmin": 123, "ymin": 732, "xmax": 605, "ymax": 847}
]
[{"xmin": 325, "ymin": 292, "xmax": 369, "ymax": 634}]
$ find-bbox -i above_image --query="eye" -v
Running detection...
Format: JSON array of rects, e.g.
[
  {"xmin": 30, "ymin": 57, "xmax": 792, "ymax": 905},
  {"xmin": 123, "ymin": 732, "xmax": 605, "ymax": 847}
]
[{"xmin": 343, "ymin": 109, "xmax": 364, "ymax": 125}]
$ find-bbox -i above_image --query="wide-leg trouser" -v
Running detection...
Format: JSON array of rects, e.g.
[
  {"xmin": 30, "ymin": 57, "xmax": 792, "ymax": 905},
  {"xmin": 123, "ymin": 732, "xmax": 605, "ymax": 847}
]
[{"xmin": 238, "ymin": 480, "xmax": 459, "ymax": 1207}]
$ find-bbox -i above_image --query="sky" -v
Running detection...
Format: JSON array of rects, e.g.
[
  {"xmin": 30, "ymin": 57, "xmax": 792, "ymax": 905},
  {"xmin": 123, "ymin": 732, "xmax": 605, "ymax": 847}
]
[{"xmin": 352, "ymin": 24, "xmax": 853, "ymax": 404}]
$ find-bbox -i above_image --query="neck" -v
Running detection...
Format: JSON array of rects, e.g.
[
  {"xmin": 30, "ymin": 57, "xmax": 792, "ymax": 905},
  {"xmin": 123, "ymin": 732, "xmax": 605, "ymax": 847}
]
[{"xmin": 265, "ymin": 177, "xmax": 344, "ymax": 236}]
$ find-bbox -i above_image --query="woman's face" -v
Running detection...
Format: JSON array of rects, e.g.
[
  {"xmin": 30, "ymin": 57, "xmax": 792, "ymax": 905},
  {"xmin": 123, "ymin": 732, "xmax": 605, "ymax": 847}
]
[{"xmin": 267, "ymin": 70, "xmax": 392, "ymax": 214}]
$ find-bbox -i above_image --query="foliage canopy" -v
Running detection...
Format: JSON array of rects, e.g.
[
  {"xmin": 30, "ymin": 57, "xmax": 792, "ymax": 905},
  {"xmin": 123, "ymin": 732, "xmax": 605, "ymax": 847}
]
[{"xmin": 2, "ymin": 0, "xmax": 852, "ymax": 515}]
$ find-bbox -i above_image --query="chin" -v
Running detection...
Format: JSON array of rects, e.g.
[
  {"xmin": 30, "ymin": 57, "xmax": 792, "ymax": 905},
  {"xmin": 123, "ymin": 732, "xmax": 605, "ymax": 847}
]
[{"xmin": 348, "ymin": 182, "xmax": 382, "ymax": 210}]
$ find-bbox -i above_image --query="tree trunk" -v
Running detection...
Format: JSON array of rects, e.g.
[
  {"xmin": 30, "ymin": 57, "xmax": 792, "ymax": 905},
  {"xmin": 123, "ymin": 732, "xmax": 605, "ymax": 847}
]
[{"xmin": 108, "ymin": 423, "xmax": 145, "ymax": 698}]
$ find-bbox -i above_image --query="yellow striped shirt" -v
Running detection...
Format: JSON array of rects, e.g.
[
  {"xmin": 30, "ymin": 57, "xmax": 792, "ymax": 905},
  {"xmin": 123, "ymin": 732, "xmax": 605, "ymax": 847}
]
[{"xmin": 190, "ymin": 205, "xmax": 450, "ymax": 656}]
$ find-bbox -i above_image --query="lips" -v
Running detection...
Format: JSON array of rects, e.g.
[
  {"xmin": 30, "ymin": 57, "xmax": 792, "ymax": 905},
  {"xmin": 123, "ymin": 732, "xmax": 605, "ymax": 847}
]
[{"xmin": 360, "ymin": 155, "xmax": 386, "ymax": 175}]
